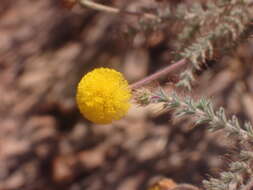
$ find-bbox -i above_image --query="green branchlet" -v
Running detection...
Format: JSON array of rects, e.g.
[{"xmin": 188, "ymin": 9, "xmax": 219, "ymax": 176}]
[
  {"xmin": 138, "ymin": 0, "xmax": 252, "ymax": 90},
  {"xmin": 176, "ymin": 1, "xmax": 251, "ymax": 90},
  {"xmin": 152, "ymin": 88, "xmax": 253, "ymax": 143},
  {"xmin": 136, "ymin": 88, "xmax": 253, "ymax": 190}
]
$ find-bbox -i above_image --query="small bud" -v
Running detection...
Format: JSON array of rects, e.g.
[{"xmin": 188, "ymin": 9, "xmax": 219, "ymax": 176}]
[{"xmin": 134, "ymin": 88, "xmax": 152, "ymax": 106}]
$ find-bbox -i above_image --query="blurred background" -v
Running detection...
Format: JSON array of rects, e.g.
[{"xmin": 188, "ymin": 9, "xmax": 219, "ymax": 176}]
[{"xmin": 1, "ymin": 0, "xmax": 253, "ymax": 190}]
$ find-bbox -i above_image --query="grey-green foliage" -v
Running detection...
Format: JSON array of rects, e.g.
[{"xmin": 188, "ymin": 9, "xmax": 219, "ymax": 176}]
[
  {"xmin": 176, "ymin": 1, "xmax": 251, "ymax": 90},
  {"xmin": 148, "ymin": 88, "xmax": 253, "ymax": 190},
  {"xmin": 154, "ymin": 88, "xmax": 253, "ymax": 142},
  {"xmin": 137, "ymin": 0, "xmax": 251, "ymax": 91}
]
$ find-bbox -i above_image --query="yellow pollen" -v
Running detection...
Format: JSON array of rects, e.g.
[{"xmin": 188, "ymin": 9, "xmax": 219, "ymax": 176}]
[{"xmin": 76, "ymin": 68, "xmax": 132, "ymax": 124}]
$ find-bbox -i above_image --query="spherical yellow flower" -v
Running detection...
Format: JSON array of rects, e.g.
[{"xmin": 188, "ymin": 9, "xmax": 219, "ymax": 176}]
[{"xmin": 76, "ymin": 68, "xmax": 132, "ymax": 124}]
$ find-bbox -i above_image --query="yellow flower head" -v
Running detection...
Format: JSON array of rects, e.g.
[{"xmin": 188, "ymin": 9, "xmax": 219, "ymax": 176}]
[{"xmin": 76, "ymin": 68, "xmax": 132, "ymax": 124}]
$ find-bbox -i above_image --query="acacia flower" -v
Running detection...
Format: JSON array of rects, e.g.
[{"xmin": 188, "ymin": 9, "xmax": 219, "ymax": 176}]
[{"xmin": 76, "ymin": 68, "xmax": 132, "ymax": 124}]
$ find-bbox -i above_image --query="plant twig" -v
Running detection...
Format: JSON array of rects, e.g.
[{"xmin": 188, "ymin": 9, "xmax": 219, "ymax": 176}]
[
  {"xmin": 130, "ymin": 59, "xmax": 187, "ymax": 89},
  {"xmin": 78, "ymin": 0, "xmax": 160, "ymax": 20}
]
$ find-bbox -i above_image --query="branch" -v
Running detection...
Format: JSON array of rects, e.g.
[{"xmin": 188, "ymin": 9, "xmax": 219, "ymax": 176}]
[{"xmin": 78, "ymin": 0, "xmax": 160, "ymax": 20}]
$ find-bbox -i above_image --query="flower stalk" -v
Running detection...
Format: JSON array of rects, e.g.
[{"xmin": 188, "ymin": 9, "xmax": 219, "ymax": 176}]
[{"xmin": 130, "ymin": 59, "xmax": 187, "ymax": 89}]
